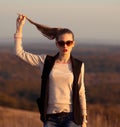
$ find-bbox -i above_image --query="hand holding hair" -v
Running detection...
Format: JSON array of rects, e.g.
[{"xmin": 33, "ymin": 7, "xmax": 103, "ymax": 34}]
[
  {"xmin": 16, "ymin": 14, "xmax": 70, "ymax": 41},
  {"xmin": 16, "ymin": 13, "xmax": 26, "ymax": 33}
]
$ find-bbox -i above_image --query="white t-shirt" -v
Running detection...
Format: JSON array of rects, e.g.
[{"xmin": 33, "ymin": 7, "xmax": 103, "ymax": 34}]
[{"xmin": 47, "ymin": 62, "xmax": 73, "ymax": 113}]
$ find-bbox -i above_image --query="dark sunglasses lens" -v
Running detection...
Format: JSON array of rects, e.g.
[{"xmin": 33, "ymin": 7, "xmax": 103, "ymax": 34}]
[
  {"xmin": 66, "ymin": 41, "xmax": 73, "ymax": 46},
  {"xmin": 58, "ymin": 41, "xmax": 65, "ymax": 46},
  {"xmin": 58, "ymin": 41, "xmax": 73, "ymax": 47}
]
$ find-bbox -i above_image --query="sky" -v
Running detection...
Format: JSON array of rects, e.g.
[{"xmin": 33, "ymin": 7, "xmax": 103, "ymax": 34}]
[{"xmin": 0, "ymin": 0, "xmax": 120, "ymax": 44}]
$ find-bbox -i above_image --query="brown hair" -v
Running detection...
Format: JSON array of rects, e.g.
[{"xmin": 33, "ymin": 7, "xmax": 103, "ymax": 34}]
[
  {"xmin": 27, "ymin": 17, "xmax": 74, "ymax": 41},
  {"xmin": 56, "ymin": 28, "xmax": 74, "ymax": 41}
]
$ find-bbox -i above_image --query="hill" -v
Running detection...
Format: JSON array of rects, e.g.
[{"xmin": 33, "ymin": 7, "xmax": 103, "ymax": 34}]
[{"xmin": 0, "ymin": 43, "xmax": 120, "ymax": 110}]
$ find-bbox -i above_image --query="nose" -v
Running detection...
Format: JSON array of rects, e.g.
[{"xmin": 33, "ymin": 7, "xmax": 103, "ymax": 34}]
[{"xmin": 63, "ymin": 43, "xmax": 67, "ymax": 48}]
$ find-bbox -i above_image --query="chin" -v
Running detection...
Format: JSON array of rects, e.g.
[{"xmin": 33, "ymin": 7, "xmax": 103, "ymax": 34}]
[{"xmin": 62, "ymin": 51, "xmax": 70, "ymax": 55}]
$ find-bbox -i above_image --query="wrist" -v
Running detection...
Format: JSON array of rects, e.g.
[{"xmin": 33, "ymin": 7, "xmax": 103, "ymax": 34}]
[
  {"xmin": 83, "ymin": 115, "xmax": 87, "ymax": 123},
  {"xmin": 16, "ymin": 25, "xmax": 23, "ymax": 33},
  {"xmin": 83, "ymin": 119, "xmax": 87, "ymax": 124},
  {"xmin": 14, "ymin": 33, "xmax": 23, "ymax": 39},
  {"xmin": 16, "ymin": 29, "xmax": 22, "ymax": 34}
]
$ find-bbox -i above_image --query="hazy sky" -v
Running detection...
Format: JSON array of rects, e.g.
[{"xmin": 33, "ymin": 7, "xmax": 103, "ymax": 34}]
[{"xmin": 0, "ymin": 0, "xmax": 120, "ymax": 44}]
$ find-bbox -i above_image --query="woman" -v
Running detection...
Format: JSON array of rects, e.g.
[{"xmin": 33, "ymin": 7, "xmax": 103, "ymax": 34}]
[{"xmin": 14, "ymin": 14, "xmax": 87, "ymax": 127}]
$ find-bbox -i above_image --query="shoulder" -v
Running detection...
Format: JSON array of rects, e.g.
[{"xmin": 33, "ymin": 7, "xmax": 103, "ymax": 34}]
[
  {"xmin": 46, "ymin": 54, "xmax": 54, "ymax": 59},
  {"xmin": 45, "ymin": 54, "xmax": 54, "ymax": 61},
  {"xmin": 72, "ymin": 56, "xmax": 85, "ymax": 71},
  {"xmin": 45, "ymin": 53, "xmax": 59, "ymax": 61},
  {"xmin": 72, "ymin": 56, "xmax": 83, "ymax": 64}
]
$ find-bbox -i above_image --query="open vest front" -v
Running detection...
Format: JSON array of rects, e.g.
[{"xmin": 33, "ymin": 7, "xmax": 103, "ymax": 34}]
[{"xmin": 37, "ymin": 53, "xmax": 83, "ymax": 125}]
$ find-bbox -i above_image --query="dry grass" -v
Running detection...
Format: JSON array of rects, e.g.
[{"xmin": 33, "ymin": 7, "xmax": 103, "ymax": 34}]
[
  {"xmin": 0, "ymin": 106, "xmax": 42, "ymax": 127},
  {"xmin": 0, "ymin": 105, "xmax": 120, "ymax": 127},
  {"xmin": 87, "ymin": 104, "xmax": 120, "ymax": 127}
]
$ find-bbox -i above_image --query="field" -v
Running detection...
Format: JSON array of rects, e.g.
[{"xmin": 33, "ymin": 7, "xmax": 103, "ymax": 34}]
[
  {"xmin": 0, "ymin": 104, "xmax": 120, "ymax": 127},
  {"xmin": 0, "ymin": 106, "xmax": 42, "ymax": 127},
  {"xmin": 0, "ymin": 42, "xmax": 120, "ymax": 127}
]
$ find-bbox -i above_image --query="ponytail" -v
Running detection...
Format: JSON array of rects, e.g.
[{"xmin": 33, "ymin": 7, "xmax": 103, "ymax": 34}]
[
  {"xmin": 26, "ymin": 17, "xmax": 62, "ymax": 40},
  {"xmin": 26, "ymin": 17, "xmax": 74, "ymax": 41}
]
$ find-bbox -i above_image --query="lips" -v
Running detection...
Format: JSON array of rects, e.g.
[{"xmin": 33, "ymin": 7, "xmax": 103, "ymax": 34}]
[{"xmin": 63, "ymin": 49, "xmax": 68, "ymax": 52}]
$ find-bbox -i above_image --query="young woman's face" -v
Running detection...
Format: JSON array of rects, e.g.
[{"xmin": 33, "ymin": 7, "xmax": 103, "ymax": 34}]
[{"xmin": 56, "ymin": 33, "xmax": 75, "ymax": 55}]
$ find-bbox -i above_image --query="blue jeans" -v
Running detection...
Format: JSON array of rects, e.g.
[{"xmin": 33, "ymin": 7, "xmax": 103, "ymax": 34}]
[{"xmin": 44, "ymin": 112, "xmax": 81, "ymax": 127}]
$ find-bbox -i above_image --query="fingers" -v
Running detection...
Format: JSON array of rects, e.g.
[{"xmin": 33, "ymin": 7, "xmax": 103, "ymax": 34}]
[
  {"xmin": 17, "ymin": 13, "xmax": 26, "ymax": 18},
  {"xmin": 16, "ymin": 13, "xmax": 26, "ymax": 31},
  {"xmin": 17, "ymin": 13, "xmax": 26, "ymax": 22},
  {"xmin": 17, "ymin": 15, "xmax": 26, "ymax": 26}
]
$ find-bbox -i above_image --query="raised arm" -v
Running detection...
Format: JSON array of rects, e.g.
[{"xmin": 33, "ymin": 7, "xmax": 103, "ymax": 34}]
[{"xmin": 14, "ymin": 14, "xmax": 46, "ymax": 67}]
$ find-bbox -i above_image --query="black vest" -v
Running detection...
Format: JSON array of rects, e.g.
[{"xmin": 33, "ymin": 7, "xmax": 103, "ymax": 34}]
[{"xmin": 37, "ymin": 53, "xmax": 83, "ymax": 125}]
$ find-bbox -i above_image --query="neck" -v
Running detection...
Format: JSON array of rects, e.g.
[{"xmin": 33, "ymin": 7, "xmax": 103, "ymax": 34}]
[{"xmin": 58, "ymin": 53, "xmax": 71, "ymax": 63}]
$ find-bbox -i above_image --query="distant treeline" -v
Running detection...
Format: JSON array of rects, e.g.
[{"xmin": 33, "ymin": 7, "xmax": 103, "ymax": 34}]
[{"xmin": 0, "ymin": 44, "xmax": 120, "ymax": 110}]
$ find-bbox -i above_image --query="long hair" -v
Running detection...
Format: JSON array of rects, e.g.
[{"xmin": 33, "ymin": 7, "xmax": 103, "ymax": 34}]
[
  {"xmin": 26, "ymin": 17, "xmax": 74, "ymax": 41},
  {"xmin": 26, "ymin": 17, "xmax": 61, "ymax": 40}
]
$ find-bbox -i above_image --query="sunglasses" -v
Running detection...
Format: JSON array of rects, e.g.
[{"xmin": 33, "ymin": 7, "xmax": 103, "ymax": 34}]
[{"xmin": 57, "ymin": 40, "xmax": 74, "ymax": 47}]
